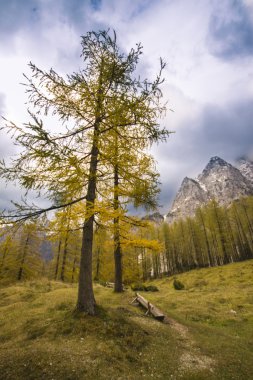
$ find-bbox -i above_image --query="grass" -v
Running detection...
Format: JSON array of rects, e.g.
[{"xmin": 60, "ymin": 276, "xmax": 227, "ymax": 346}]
[{"xmin": 0, "ymin": 260, "xmax": 253, "ymax": 379}]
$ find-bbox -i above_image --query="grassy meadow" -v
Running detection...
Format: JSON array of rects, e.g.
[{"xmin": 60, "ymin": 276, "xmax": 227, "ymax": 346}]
[{"xmin": 0, "ymin": 260, "xmax": 253, "ymax": 380}]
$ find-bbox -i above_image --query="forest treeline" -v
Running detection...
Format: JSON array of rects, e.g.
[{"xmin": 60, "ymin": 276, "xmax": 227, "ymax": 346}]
[{"xmin": 1, "ymin": 196, "xmax": 253, "ymax": 284}]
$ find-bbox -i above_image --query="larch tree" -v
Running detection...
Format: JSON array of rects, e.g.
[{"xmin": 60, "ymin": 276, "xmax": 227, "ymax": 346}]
[
  {"xmin": 0, "ymin": 231, "xmax": 19, "ymax": 280},
  {"xmin": 0, "ymin": 30, "xmax": 168, "ymax": 315},
  {"xmin": 100, "ymin": 126, "xmax": 162, "ymax": 292},
  {"xmin": 15, "ymin": 221, "xmax": 42, "ymax": 281},
  {"xmin": 48, "ymin": 205, "xmax": 82, "ymax": 282}
]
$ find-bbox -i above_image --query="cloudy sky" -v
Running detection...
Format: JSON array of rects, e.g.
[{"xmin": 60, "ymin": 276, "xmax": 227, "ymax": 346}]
[{"xmin": 0, "ymin": 0, "xmax": 253, "ymax": 213}]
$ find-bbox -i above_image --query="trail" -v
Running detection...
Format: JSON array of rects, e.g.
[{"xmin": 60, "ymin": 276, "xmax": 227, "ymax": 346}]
[
  {"xmin": 128, "ymin": 300, "xmax": 215, "ymax": 377},
  {"xmin": 164, "ymin": 316, "xmax": 215, "ymax": 375}
]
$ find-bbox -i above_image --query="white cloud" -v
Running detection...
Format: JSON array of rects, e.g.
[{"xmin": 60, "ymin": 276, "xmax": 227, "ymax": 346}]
[{"xmin": 0, "ymin": 0, "xmax": 253, "ymax": 213}]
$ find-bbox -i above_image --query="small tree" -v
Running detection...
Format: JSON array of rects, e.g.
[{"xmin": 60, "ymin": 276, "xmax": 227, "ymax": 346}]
[
  {"xmin": 48, "ymin": 204, "xmax": 82, "ymax": 282},
  {"xmin": 0, "ymin": 231, "xmax": 19, "ymax": 281},
  {"xmin": 16, "ymin": 222, "xmax": 42, "ymax": 281},
  {"xmin": 101, "ymin": 127, "xmax": 162, "ymax": 292}
]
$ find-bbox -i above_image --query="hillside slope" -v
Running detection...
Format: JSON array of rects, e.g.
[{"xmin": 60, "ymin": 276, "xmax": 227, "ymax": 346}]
[{"xmin": 0, "ymin": 260, "xmax": 253, "ymax": 380}]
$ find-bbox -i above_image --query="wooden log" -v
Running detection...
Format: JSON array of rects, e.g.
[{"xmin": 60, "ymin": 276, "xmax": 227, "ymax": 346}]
[
  {"xmin": 135, "ymin": 293, "xmax": 165, "ymax": 321},
  {"xmin": 105, "ymin": 282, "xmax": 114, "ymax": 288},
  {"xmin": 105, "ymin": 282, "xmax": 127, "ymax": 290}
]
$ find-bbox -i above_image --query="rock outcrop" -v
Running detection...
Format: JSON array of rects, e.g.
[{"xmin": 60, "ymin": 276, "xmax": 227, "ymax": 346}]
[
  {"xmin": 166, "ymin": 156, "xmax": 253, "ymax": 223},
  {"xmin": 236, "ymin": 158, "xmax": 253, "ymax": 185}
]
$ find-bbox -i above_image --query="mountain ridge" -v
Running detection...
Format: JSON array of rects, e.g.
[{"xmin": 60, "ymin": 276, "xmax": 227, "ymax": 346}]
[{"xmin": 166, "ymin": 156, "xmax": 253, "ymax": 223}]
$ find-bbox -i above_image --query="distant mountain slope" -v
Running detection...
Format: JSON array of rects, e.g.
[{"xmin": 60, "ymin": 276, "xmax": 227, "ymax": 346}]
[
  {"xmin": 166, "ymin": 156, "xmax": 253, "ymax": 223},
  {"xmin": 237, "ymin": 158, "xmax": 253, "ymax": 185},
  {"xmin": 142, "ymin": 212, "xmax": 164, "ymax": 224}
]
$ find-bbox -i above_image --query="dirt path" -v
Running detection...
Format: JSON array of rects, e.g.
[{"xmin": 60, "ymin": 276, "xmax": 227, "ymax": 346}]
[
  {"xmin": 128, "ymin": 302, "xmax": 215, "ymax": 377},
  {"xmin": 164, "ymin": 316, "xmax": 215, "ymax": 375}
]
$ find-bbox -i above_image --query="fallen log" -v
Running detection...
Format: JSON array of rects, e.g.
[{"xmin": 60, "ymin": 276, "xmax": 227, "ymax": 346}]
[
  {"xmin": 105, "ymin": 282, "xmax": 114, "ymax": 288},
  {"xmin": 105, "ymin": 282, "xmax": 127, "ymax": 290},
  {"xmin": 132, "ymin": 292, "xmax": 165, "ymax": 321}
]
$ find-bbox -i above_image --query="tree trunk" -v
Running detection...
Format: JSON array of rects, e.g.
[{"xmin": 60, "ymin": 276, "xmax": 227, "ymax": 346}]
[
  {"xmin": 17, "ymin": 234, "xmax": 29, "ymax": 281},
  {"xmin": 114, "ymin": 239, "xmax": 123, "ymax": 292},
  {"xmin": 114, "ymin": 162, "xmax": 123, "ymax": 292},
  {"xmin": 76, "ymin": 59, "xmax": 104, "ymax": 315},
  {"xmin": 94, "ymin": 247, "xmax": 100, "ymax": 282},
  {"xmin": 0, "ymin": 246, "xmax": 8, "ymax": 274},
  {"xmin": 198, "ymin": 209, "xmax": 212, "ymax": 266},
  {"xmin": 242, "ymin": 201, "xmax": 253, "ymax": 250},
  {"xmin": 60, "ymin": 232, "xmax": 69, "ymax": 282},
  {"xmin": 213, "ymin": 203, "xmax": 229, "ymax": 264},
  {"xmin": 226, "ymin": 217, "xmax": 238, "ymax": 261},
  {"xmin": 54, "ymin": 239, "xmax": 61, "ymax": 280},
  {"xmin": 141, "ymin": 247, "xmax": 147, "ymax": 281},
  {"xmin": 71, "ymin": 254, "xmax": 77, "ymax": 284},
  {"xmin": 188, "ymin": 219, "xmax": 199, "ymax": 267},
  {"xmin": 233, "ymin": 204, "xmax": 252, "ymax": 259},
  {"xmin": 76, "ymin": 122, "xmax": 100, "ymax": 314}
]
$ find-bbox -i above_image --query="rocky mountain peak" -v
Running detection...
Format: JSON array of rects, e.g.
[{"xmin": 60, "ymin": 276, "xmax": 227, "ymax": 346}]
[
  {"xmin": 181, "ymin": 176, "xmax": 196, "ymax": 185},
  {"xmin": 165, "ymin": 156, "xmax": 253, "ymax": 223},
  {"xmin": 209, "ymin": 156, "xmax": 228, "ymax": 166},
  {"xmin": 201, "ymin": 156, "xmax": 230, "ymax": 176},
  {"xmin": 166, "ymin": 176, "xmax": 209, "ymax": 223}
]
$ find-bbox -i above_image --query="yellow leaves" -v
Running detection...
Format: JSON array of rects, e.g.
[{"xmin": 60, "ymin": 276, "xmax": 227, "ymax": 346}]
[
  {"xmin": 21, "ymin": 175, "xmax": 36, "ymax": 189},
  {"xmin": 124, "ymin": 237, "xmax": 163, "ymax": 252}
]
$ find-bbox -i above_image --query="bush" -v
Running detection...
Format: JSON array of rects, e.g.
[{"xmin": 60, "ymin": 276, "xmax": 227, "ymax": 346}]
[
  {"xmin": 173, "ymin": 279, "xmax": 184, "ymax": 290},
  {"xmin": 145, "ymin": 285, "xmax": 159, "ymax": 292},
  {"xmin": 131, "ymin": 283, "xmax": 146, "ymax": 291},
  {"xmin": 131, "ymin": 283, "xmax": 159, "ymax": 292}
]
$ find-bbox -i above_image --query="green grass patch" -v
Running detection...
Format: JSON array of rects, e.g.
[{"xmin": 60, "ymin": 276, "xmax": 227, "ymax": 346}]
[{"xmin": 0, "ymin": 261, "xmax": 253, "ymax": 379}]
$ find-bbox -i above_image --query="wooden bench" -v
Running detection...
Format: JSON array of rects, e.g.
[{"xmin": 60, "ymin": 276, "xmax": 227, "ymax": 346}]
[{"xmin": 132, "ymin": 292, "xmax": 165, "ymax": 321}]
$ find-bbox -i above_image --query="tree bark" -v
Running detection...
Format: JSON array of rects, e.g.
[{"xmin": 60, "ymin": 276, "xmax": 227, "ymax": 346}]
[
  {"xmin": 76, "ymin": 58, "xmax": 104, "ymax": 314},
  {"xmin": 242, "ymin": 201, "xmax": 253, "ymax": 249},
  {"xmin": 0, "ymin": 246, "xmax": 8, "ymax": 274},
  {"xmin": 71, "ymin": 254, "xmax": 77, "ymax": 284},
  {"xmin": 114, "ymin": 162, "xmax": 123, "ymax": 292},
  {"xmin": 197, "ymin": 209, "xmax": 212, "ymax": 266},
  {"xmin": 213, "ymin": 203, "xmax": 229, "ymax": 264},
  {"xmin": 94, "ymin": 247, "xmax": 100, "ymax": 282},
  {"xmin": 60, "ymin": 232, "xmax": 69, "ymax": 282},
  {"xmin": 54, "ymin": 239, "xmax": 61, "ymax": 280},
  {"xmin": 17, "ymin": 234, "xmax": 29, "ymax": 281},
  {"xmin": 233, "ymin": 204, "xmax": 252, "ymax": 259},
  {"xmin": 76, "ymin": 121, "xmax": 100, "ymax": 314}
]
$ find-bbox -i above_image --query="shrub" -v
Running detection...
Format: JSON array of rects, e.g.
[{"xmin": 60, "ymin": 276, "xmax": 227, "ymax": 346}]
[
  {"xmin": 145, "ymin": 285, "xmax": 159, "ymax": 292},
  {"xmin": 173, "ymin": 279, "xmax": 184, "ymax": 290},
  {"xmin": 131, "ymin": 283, "xmax": 146, "ymax": 291},
  {"xmin": 131, "ymin": 284, "xmax": 159, "ymax": 292}
]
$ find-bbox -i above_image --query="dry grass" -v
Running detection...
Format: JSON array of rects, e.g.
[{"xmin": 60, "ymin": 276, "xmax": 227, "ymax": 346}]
[{"xmin": 0, "ymin": 260, "xmax": 253, "ymax": 379}]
